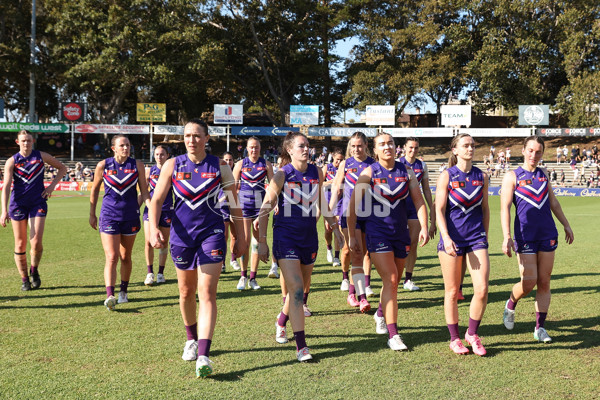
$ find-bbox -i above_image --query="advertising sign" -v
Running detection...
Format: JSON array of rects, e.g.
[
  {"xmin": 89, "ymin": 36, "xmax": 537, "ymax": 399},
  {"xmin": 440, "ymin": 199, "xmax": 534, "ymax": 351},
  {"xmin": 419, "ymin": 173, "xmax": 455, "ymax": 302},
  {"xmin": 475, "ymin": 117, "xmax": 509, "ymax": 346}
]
[
  {"xmin": 441, "ymin": 105, "xmax": 472, "ymax": 126},
  {"xmin": 537, "ymin": 127, "xmax": 599, "ymax": 136},
  {"xmin": 458, "ymin": 128, "xmax": 532, "ymax": 137},
  {"xmin": 136, "ymin": 103, "xmax": 166, "ymax": 122},
  {"xmin": 74, "ymin": 124, "xmax": 149, "ymax": 134},
  {"xmin": 385, "ymin": 128, "xmax": 454, "ymax": 137},
  {"xmin": 519, "ymin": 105, "xmax": 549, "ymax": 126},
  {"xmin": 0, "ymin": 122, "xmax": 69, "ymax": 133},
  {"xmin": 153, "ymin": 125, "xmax": 227, "ymax": 136},
  {"xmin": 308, "ymin": 127, "xmax": 378, "ymax": 137},
  {"xmin": 365, "ymin": 105, "xmax": 395, "ymax": 126},
  {"xmin": 59, "ymin": 102, "xmax": 87, "ymax": 122},
  {"xmin": 231, "ymin": 126, "xmax": 299, "ymax": 136},
  {"xmin": 290, "ymin": 105, "xmax": 319, "ymax": 125},
  {"xmin": 214, "ymin": 104, "xmax": 243, "ymax": 125}
]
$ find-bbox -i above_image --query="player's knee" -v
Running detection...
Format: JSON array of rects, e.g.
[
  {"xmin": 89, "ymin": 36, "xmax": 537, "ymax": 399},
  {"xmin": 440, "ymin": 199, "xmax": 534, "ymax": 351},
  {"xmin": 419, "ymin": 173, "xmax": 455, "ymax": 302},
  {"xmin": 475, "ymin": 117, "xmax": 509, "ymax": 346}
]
[{"xmin": 159, "ymin": 247, "xmax": 169, "ymax": 257}]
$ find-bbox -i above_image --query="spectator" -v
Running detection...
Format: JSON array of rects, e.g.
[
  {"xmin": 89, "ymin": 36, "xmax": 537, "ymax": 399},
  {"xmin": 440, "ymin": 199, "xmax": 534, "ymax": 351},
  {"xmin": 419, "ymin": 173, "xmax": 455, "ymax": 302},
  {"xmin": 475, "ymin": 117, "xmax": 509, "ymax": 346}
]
[
  {"xmin": 560, "ymin": 169, "xmax": 565, "ymax": 186},
  {"xmin": 573, "ymin": 167, "xmax": 579, "ymax": 187},
  {"xmin": 490, "ymin": 145, "xmax": 496, "ymax": 160},
  {"xmin": 93, "ymin": 142, "xmax": 103, "ymax": 158},
  {"xmin": 505, "ymin": 148, "xmax": 511, "ymax": 164},
  {"xmin": 556, "ymin": 146, "xmax": 562, "ymax": 163},
  {"xmin": 439, "ymin": 162, "xmax": 447, "ymax": 172},
  {"xmin": 75, "ymin": 161, "xmax": 83, "ymax": 181},
  {"xmin": 562, "ymin": 145, "xmax": 568, "ymax": 163},
  {"xmin": 550, "ymin": 168, "xmax": 557, "ymax": 184}
]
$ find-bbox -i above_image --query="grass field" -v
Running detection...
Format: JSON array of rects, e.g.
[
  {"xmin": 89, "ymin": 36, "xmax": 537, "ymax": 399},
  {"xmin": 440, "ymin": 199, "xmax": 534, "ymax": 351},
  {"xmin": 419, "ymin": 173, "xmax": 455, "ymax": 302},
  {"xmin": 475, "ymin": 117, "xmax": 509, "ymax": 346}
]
[{"xmin": 0, "ymin": 194, "xmax": 599, "ymax": 399}]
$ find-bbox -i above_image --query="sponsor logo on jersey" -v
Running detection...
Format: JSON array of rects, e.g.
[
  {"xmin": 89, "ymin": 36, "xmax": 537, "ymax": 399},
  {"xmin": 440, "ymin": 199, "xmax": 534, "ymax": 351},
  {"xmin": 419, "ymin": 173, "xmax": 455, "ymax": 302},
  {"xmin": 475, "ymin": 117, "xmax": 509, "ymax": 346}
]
[
  {"xmin": 256, "ymin": 167, "xmax": 266, "ymax": 171},
  {"xmin": 242, "ymin": 167, "xmax": 253, "ymax": 172},
  {"xmin": 518, "ymin": 179, "xmax": 533, "ymax": 186},
  {"xmin": 287, "ymin": 181, "xmax": 301, "ymax": 188},
  {"xmin": 213, "ymin": 229, "xmax": 223, "ymax": 234},
  {"xmin": 373, "ymin": 178, "xmax": 387, "ymax": 185},
  {"xmin": 150, "ymin": 174, "xmax": 160, "ymax": 179},
  {"xmin": 471, "ymin": 180, "xmax": 483, "ymax": 186},
  {"xmin": 377, "ymin": 242, "xmax": 385, "ymax": 248},
  {"xmin": 287, "ymin": 249, "xmax": 295, "ymax": 255},
  {"xmin": 406, "ymin": 245, "xmax": 411, "ymax": 253},
  {"xmin": 538, "ymin": 177, "xmax": 548, "ymax": 182},
  {"xmin": 16, "ymin": 163, "xmax": 26, "ymax": 168},
  {"xmin": 104, "ymin": 225, "xmax": 115, "ymax": 232},
  {"xmin": 348, "ymin": 168, "xmax": 358, "ymax": 173},
  {"xmin": 452, "ymin": 181, "xmax": 466, "ymax": 188},
  {"xmin": 309, "ymin": 179, "xmax": 319, "ymax": 184},
  {"xmin": 211, "ymin": 249, "xmax": 223, "ymax": 256},
  {"xmin": 124, "ymin": 169, "xmax": 135, "ymax": 173},
  {"xmin": 13, "ymin": 210, "xmax": 24, "ymax": 217},
  {"xmin": 414, "ymin": 169, "xmax": 422, "ymax": 174},
  {"xmin": 176, "ymin": 172, "xmax": 192, "ymax": 181},
  {"xmin": 550, "ymin": 239, "xmax": 556, "ymax": 246},
  {"xmin": 395, "ymin": 177, "xmax": 407, "ymax": 182},
  {"xmin": 106, "ymin": 170, "xmax": 118, "ymax": 176},
  {"xmin": 201, "ymin": 172, "xmax": 217, "ymax": 178}
]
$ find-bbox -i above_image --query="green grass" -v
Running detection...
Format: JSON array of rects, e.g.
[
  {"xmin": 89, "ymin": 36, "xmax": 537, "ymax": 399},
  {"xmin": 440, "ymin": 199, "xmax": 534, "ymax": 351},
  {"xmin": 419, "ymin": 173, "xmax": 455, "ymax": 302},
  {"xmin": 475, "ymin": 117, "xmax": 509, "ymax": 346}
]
[{"xmin": 0, "ymin": 194, "xmax": 599, "ymax": 399}]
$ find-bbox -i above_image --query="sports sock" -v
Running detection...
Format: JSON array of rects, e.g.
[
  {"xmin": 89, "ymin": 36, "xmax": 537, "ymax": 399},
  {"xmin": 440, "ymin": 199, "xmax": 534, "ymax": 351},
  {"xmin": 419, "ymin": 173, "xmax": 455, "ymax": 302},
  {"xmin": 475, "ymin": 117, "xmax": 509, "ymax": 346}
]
[
  {"xmin": 106, "ymin": 286, "xmax": 115, "ymax": 297},
  {"xmin": 342, "ymin": 271, "xmax": 349, "ymax": 281},
  {"xmin": 198, "ymin": 339, "xmax": 211, "ymax": 357},
  {"xmin": 334, "ymin": 250, "xmax": 340, "ymax": 258},
  {"xmin": 507, "ymin": 298, "xmax": 517, "ymax": 310},
  {"xmin": 294, "ymin": 331, "xmax": 307, "ymax": 350},
  {"xmin": 365, "ymin": 274, "xmax": 371, "ymax": 287},
  {"xmin": 147, "ymin": 264, "xmax": 153, "ymax": 274},
  {"xmin": 467, "ymin": 318, "xmax": 481, "ymax": 336},
  {"xmin": 30, "ymin": 266, "xmax": 38, "ymax": 275},
  {"xmin": 349, "ymin": 284, "xmax": 356, "ymax": 295},
  {"xmin": 277, "ymin": 312, "xmax": 289, "ymax": 327},
  {"xmin": 159, "ymin": 265, "xmax": 165, "ymax": 274},
  {"xmin": 185, "ymin": 323, "xmax": 198, "ymax": 341},
  {"xmin": 303, "ymin": 292, "xmax": 309, "ymax": 305},
  {"xmin": 405, "ymin": 271, "xmax": 413, "ymax": 283},
  {"xmin": 387, "ymin": 323, "xmax": 398, "ymax": 339},
  {"xmin": 536, "ymin": 312, "xmax": 547, "ymax": 329},
  {"xmin": 352, "ymin": 271, "xmax": 366, "ymax": 296},
  {"xmin": 249, "ymin": 271, "xmax": 257, "ymax": 280},
  {"xmin": 358, "ymin": 294, "xmax": 367, "ymax": 302},
  {"xmin": 120, "ymin": 281, "xmax": 129, "ymax": 293},
  {"xmin": 459, "ymin": 284, "xmax": 463, "ymax": 291},
  {"xmin": 241, "ymin": 270, "xmax": 247, "ymax": 278},
  {"xmin": 447, "ymin": 323, "xmax": 460, "ymax": 341},
  {"xmin": 376, "ymin": 302, "xmax": 384, "ymax": 317},
  {"xmin": 327, "ymin": 244, "xmax": 332, "ymax": 251}
]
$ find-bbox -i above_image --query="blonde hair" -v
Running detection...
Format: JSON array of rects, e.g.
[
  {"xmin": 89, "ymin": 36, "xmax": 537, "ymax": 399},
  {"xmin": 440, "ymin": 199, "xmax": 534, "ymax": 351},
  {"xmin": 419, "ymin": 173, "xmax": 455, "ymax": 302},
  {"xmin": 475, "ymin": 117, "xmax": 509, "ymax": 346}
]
[{"xmin": 345, "ymin": 131, "xmax": 370, "ymax": 159}]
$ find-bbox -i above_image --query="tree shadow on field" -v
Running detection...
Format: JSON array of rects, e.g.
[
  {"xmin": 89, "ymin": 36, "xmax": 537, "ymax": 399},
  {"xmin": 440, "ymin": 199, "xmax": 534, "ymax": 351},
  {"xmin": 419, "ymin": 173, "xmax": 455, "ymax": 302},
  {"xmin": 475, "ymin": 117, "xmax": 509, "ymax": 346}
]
[{"xmin": 0, "ymin": 292, "xmax": 179, "ymax": 310}]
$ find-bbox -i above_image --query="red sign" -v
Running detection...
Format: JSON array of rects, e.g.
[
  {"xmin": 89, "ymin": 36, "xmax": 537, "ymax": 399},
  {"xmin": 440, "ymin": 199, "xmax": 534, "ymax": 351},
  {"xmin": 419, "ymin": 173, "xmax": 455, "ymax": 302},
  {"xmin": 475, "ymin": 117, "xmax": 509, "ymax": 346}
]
[{"xmin": 60, "ymin": 102, "xmax": 86, "ymax": 122}]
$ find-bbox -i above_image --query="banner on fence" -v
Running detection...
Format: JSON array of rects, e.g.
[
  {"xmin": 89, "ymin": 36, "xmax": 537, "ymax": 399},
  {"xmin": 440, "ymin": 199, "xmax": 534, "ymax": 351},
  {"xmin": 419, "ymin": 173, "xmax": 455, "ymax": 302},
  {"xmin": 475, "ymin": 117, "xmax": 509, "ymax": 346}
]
[
  {"xmin": 0, "ymin": 122, "xmax": 69, "ymax": 133},
  {"xmin": 74, "ymin": 124, "xmax": 150, "ymax": 134},
  {"xmin": 384, "ymin": 128, "xmax": 454, "ymax": 137},
  {"xmin": 153, "ymin": 125, "xmax": 227, "ymax": 136},
  {"xmin": 231, "ymin": 126, "xmax": 299, "ymax": 136},
  {"xmin": 308, "ymin": 127, "xmax": 378, "ymax": 137}
]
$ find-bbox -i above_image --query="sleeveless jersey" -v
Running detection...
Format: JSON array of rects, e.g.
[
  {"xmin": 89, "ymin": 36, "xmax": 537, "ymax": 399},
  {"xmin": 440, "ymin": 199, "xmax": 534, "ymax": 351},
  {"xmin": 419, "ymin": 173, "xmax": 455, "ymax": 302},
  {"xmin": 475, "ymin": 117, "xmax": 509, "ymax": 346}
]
[
  {"xmin": 239, "ymin": 157, "xmax": 268, "ymax": 208},
  {"xmin": 342, "ymin": 156, "xmax": 375, "ymax": 216},
  {"xmin": 11, "ymin": 150, "xmax": 45, "ymax": 207},
  {"xmin": 512, "ymin": 167, "xmax": 558, "ymax": 241},
  {"xmin": 218, "ymin": 188, "xmax": 230, "ymax": 220},
  {"xmin": 443, "ymin": 165, "xmax": 486, "ymax": 245},
  {"xmin": 366, "ymin": 162, "xmax": 411, "ymax": 242},
  {"xmin": 324, "ymin": 163, "xmax": 339, "ymax": 210},
  {"xmin": 101, "ymin": 157, "xmax": 140, "ymax": 221},
  {"xmin": 398, "ymin": 157, "xmax": 425, "ymax": 214},
  {"xmin": 170, "ymin": 154, "xmax": 224, "ymax": 247},
  {"xmin": 147, "ymin": 164, "xmax": 173, "ymax": 212},
  {"xmin": 273, "ymin": 163, "xmax": 320, "ymax": 243}
]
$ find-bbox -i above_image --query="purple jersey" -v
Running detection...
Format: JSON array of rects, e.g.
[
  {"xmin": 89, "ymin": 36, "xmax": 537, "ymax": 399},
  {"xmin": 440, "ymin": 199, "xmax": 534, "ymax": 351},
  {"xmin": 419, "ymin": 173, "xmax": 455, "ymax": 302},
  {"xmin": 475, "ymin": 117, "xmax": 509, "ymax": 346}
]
[
  {"xmin": 442, "ymin": 165, "xmax": 487, "ymax": 246},
  {"xmin": 324, "ymin": 162, "xmax": 343, "ymax": 216},
  {"xmin": 101, "ymin": 157, "xmax": 140, "ymax": 221},
  {"xmin": 10, "ymin": 150, "xmax": 45, "ymax": 207},
  {"xmin": 513, "ymin": 167, "xmax": 558, "ymax": 242},
  {"xmin": 144, "ymin": 164, "xmax": 173, "ymax": 216},
  {"xmin": 365, "ymin": 162, "xmax": 411, "ymax": 243},
  {"xmin": 239, "ymin": 157, "xmax": 268, "ymax": 212},
  {"xmin": 170, "ymin": 154, "xmax": 224, "ymax": 247},
  {"xmin": 398, "ymin": 157, "xmax": 425, "ymax": 215},
  {"xmin": 218, "ymin": 189, "xmax": 230, "ymax": 220},
  {"xmin": 273, "ymin": 163, "xmax": 320, "ymax": 244},
  {"xmin": 342, "ymin": 156, "xmax": 375, "ymax": 216}
]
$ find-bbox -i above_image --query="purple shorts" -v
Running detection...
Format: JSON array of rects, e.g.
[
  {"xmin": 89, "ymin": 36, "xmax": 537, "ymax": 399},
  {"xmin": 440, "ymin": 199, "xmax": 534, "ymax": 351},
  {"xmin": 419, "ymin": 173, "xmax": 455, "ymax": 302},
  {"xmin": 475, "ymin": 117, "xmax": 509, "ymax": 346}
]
[
  {"xmin": 514, "ymin": 238, "xmax": 558, "ymax": 254},
  {"xmin": 406, "ymin": 205, "xmax": 418, "ymax": 220},
  {"xmin": 9, "ymin": 201, "xmax": 47, "ymax": 221},
  {"xmin": 273, "ymin": 240, "xmax": 318, "ymax": 266},
  {"xmin": 242, "ymin": 207, "xmax": 260, "ymax": 219},
  {"xmin": 170, "ymin": 234, "xmax": 225, "ymax": 270},
  {"xmin": 437, "ymin": 238, "xmax": 488, "ymax": 255},
  {"xmin": 366, "ymin": 235, "xmax": 410, "ymax": 259},
  {"xmin": 99, "ymin": 217, "xmax": 141, "ymax": 236},
  {"xmin": 143, "ymin": 209, "xmax": 173, "ymax": 228},
  {"xmin": 340, "ymin": 215, "xmax": 365, "ymax": 231}
]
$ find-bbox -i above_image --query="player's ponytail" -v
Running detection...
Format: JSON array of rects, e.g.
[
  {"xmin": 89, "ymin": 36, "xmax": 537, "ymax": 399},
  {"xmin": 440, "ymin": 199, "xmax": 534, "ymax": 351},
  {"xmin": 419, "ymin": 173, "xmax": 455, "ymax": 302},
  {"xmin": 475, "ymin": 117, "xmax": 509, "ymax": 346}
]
[
  {"xmin": 280, "ymin": 131, "xmax": 307, "ymax": 167},
  {"xmin": 448, "ymin": 133, "xmax": 472, "ymax": 167}
]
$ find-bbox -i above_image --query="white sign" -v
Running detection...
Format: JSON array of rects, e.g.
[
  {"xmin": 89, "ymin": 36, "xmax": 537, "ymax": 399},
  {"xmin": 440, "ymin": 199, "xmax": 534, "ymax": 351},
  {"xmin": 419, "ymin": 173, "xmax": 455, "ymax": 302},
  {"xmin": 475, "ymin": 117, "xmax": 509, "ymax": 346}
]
[
  {"xmin": 519, "ymin": 105, "xmax": 549, "ymax": 126},
  {"xmin": 153, "ymin": 125, "xmax": 227, "ymax": 136},
  {"xmin": 366, "ymin": 105, "xmax": 395, "ymax": 126},
  {"xmin": 74, "ymin": 124, "xmax": 150, "ymax": 134},
  {"xmin": 290, "ymin": 105, "xmax": 319, "ymax": 125},
  {"xmin": 458, "ymin": 128, "xmax": 533, "ymax": 137},
  {"xmin": 441, "ymin": 105, "xmax": 471, "ymax": 126},
  {"xmin": 385, "ymin": 128, "xmax": 454, "ymax": 138},
  {"xmin": 214, "ymin": 104, "xmax": 243, "ymax": 125}
]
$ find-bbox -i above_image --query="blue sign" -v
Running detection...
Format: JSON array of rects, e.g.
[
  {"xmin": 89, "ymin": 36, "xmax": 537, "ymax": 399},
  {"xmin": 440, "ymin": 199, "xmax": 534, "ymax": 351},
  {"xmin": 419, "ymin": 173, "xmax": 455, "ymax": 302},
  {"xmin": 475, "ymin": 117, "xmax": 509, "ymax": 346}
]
[
  {"xmin": 290, "ymin": 105, "xmax": 319, "ymax": 125},
  {"xmin": 231, "ymin": 126, "xmax": 299, "ymax": 136},
  {"xmin": 308, "ymin": 127, "xmax": 378, "ymax": 137},
  {"xmin": 0, "ymin": 99, "xmax": 4, "ymax": 119},
  {"xmin": 430, "ymin": 185, "xmax": 600, "ymax": 197}
]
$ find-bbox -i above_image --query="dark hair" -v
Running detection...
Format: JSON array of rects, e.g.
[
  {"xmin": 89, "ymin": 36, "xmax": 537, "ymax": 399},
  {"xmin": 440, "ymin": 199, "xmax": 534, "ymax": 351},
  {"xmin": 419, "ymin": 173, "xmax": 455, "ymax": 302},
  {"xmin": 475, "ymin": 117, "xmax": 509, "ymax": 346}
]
[
  {"xmin": 331, "ymin": 147, "xmax": 344, "ymax": 157},
  {"xmin": 111, "ymin": 134, "xmax": 129, "ymax": 147},
  {"xmin": 280, "ymin": 131, "xmax": 308, "ymax": 166},
  {"xmin": 222, "ymin": 151, "xmax": 233, "ymax": 158},
  {"xmin": 17, "ymin": 129, "xmax": 32, "ymax": 138},
  {"xmin": 154, "ymin": 144, "xmax": 169, "ymax": 155},
  {"xmin": 185, "ymin": 118, "xmax": 209, "ymax": 136},
  {"xmin": 345, "ymin": 131, "xmax": 370, "ymax": 158},
  {"xmin": 404, "ymin": 137, "xmax": 419, "ymax": 145},
  {"xmin": 523, "ymin": 135, "xmax": 545, "ymax": 151},
  {"xmin": 448, "ymin": 133, "xmax": 473, "ymax": 167},
  {"xmin": 373, "ymin": 132, "xmax": 395, "ymax": 161}
]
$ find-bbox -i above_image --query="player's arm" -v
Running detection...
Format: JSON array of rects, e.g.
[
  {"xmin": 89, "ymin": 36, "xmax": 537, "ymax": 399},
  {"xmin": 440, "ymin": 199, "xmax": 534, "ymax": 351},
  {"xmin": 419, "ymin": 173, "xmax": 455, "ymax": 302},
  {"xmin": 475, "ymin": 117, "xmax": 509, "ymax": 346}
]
[
  {"xmin": 481, "ymin": 172, "xmax": 490, "ymax": 238},
  {"xmin": 421, "ymin": 162, "xmax": 436, "ymax": 234},
  {"xmin": 322, "ymin": 164, "xmax": 332, "ymax": 188},
  {"xmin": 500, "ymin": 170, "xmax": 516, "ymax": 257},
  {"xmin": 255, "ymin": 170, "xmax": 285, "ymax": 263},
  {"xmin": 136, "ymin": 160, "xmax": 150, "ymax": 208},
  {"xmin": 435, "ymin": 170, "xmax": 457, "ymax": 257},
  {"xmin": 220, "ymin": 160, "xmax": 246, "ymax": 257},
  {"xmin": 545, "ymin": 169, "xmax": 574, "ymax": 244},
  {"xmin": 266, "ymin": 160, "xmax": 274, "ymax": 181},
  {"xmin": 232, "ymin": 159, "xmax": 243, "ymax": 191},
  {"xmin": 89, "ymin": 160, "xmax": 106, "ymax": 230},
  {"xmin": 149, "ymin": 158, "xmax": 174, "ymax": 248},
  {"xmin": 41, "ymin": 152, "xmax": 67, "ymax": 198},
  {"xmin": 328, "ymin": 159, "xmax": 346, "ymax": 211},
  {"xmin": 0, "ymin": 157, "xmax": 15, "ymax": 227},
  {"xmin": 408, "ymin": 168, "xmax": 429, "ymax": 247}
]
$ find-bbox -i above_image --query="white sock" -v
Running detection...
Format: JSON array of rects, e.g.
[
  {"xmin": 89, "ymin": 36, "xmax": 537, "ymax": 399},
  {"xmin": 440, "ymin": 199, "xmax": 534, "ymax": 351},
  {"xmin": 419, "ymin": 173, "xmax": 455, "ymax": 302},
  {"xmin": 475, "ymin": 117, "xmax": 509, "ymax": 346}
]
[{"xmin": 352, "ymin": 269, "xmax": 366, "ymax": 296}]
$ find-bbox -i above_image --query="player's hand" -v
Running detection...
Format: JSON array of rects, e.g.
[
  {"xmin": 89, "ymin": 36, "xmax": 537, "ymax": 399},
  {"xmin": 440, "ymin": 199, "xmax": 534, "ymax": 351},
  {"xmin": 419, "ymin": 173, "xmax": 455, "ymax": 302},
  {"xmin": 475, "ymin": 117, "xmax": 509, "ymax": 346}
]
[
  {"xmin": 443, "ymin": 236, "xmax": 457, "ymax": 257},
  {"xmin": 232, "ymin": 237, "xmax": 246, "ymax": 260},
  {"xmin": 348, "ymin": 236, "xmax": 360, "ymax": 254},
  {"xmin": 150, "ymin": 228, "xmax": 165, "ymax": 248},
  {"xmin": 257, "ymin": 242, "xmax": 269, "ymax": 263},
  {"xmin": 419, "ymin": 228, "xmax": 429, "ymax": 247},
  {"xmin": 252, "ymin": 217, "xmax": 260, "ymax": 232},
  {"xmin": 564, "ymin": 226, "xmax": 574, "ymax": 244},
  {"xmin": 89, "ymin": 214, "xmax": 98, "ymax": 230},
  {"xmin": 0, "ymin": 212, "xmax": 9, "ymax": 227},
  {"xmin": 428, "ymin": 218, "xmax": 437, "ymax": 238},
  {"xmin": 325, "ymin": 220, "xmax": 333, "ymax": 233},
  {"xmin": 41, "ymin": 188, "xmax": 52, "ymax": 200},
  {"xmin": 333, "ymin": 229, "xmax": 345, "ymax": 249},
  {"xmin": 502, "ymin": 237, "xmax": 513, "ymax": 258}
]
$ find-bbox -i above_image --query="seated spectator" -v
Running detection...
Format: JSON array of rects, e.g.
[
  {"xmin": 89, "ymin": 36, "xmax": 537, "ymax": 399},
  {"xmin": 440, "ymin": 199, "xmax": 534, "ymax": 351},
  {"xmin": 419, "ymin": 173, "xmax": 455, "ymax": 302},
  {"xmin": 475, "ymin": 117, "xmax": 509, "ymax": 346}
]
[
  {"xmin": 93, "ymin": 142, "xmax": 103, "ymax": 158},
  {"xmin": 439, "ymin": 162, "xmax": 447, "ymax": 172},
  {"xmin": 550, "ymin": 168, "xmax": 557, "ymax": 183}
]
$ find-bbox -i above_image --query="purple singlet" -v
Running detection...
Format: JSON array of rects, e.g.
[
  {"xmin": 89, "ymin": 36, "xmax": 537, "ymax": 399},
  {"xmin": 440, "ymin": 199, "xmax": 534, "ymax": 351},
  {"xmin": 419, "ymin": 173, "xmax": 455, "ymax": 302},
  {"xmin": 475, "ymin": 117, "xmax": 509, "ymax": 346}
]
[
  {"xmin": 10, "ymin": 150, "xmax": 45, "ymax": 207},
  {"xmin": 342, "ymin": 156, "xmax": 375, "ymax": 217},
  {"xmin": 238, "ymin": 157, "xmax": 268, "ymax": 218},
  {"xmin": 398, "ymin": 157, "xmax": 425, "ymax": 218},
  {"xmin": 101, "ymin": 157, "xmax": 140, "ymax": 221}
]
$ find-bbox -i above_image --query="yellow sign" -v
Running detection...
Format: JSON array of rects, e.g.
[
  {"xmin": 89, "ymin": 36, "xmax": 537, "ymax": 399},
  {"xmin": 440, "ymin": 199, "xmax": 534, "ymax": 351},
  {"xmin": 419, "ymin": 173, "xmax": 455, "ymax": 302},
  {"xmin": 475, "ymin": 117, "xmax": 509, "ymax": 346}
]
[{"xmin": 137, "ymin": 103, "xmax": 166, "ymax": 122}]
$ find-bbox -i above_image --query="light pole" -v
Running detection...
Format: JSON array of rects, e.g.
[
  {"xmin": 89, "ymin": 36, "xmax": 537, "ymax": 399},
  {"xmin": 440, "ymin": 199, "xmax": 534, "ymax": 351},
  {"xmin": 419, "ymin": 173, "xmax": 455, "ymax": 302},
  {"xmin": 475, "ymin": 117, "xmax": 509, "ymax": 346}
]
[{"xmin": 29, "ymin": 0, "xmax": 36, "ymax": 123}]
